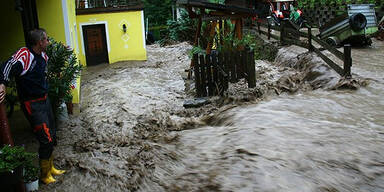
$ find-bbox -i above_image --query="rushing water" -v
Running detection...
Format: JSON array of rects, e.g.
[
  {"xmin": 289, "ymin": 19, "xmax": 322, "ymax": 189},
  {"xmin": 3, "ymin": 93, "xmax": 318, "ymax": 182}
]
[
  {"xmin": 36, "ymin": 40, "xmax": 383, "ymax": 192},
  {"xmin": 142, "ymin": 40, "xmax": 384, "ymax": 192}
]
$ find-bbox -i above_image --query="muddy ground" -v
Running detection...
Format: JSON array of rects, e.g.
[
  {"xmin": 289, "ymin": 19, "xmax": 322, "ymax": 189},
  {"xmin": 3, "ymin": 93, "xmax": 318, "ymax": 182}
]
[{"xmin": 12, "ymin": 37, "xmax": 368, "ymax": 191}]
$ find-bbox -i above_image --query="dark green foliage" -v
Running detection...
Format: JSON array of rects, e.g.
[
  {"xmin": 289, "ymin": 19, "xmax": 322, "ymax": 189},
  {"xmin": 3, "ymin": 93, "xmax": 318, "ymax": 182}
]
[
  {"xmin": 208, "ymin": 0, "xmax": 225, "ymax": 3},
  {"xmin": 219, "ymin": 33, "xmax": 277, "ymax": 61},
  {"xmin": 298, "ymin": 0, "xmax": 381, "ymax": 8},
  {"xmin": 23, "ymin": 163, "xmax": 39, "ymax": 182},
  {"xmin": 0, "ymin": 145, "xmax": 36, "ymax": 173},
  {"xmin": 46, "ymin": 38, "xmax": 82, "ymax": 112},
  {"xmin": 5, "ymin": 80, "xmax": 17, "ymax": 118},
  {"xmin": 188, "ymin": 46, "xmax": 206, "ymax": 58},
  {"xmin": 253, "ymin": 42, "xmax": 278, "ymax": 61},
  {"xmin": 165, "ymin": 10, "xmax": 197, "ymax": 43},
  {"xmin": 155, "ymin": 9, "xmax": 198, "ymax": 46},
  {"xmin": 249, "ymin": 36, "xmax": 278, "ymax": 61},
  {"xmin": 142, "ymin": 0, "xmax": 173, "ymax": 27},
  {"xmin": 191, "ymin": 20, "xmax": 278, "ymax": 61}
]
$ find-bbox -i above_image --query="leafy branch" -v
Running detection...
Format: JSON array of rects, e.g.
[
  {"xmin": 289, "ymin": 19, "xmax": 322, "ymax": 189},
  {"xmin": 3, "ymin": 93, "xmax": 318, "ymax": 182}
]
[{"xmin": 46, "ymin": 38, "xmax": 82, "ymax": 114}]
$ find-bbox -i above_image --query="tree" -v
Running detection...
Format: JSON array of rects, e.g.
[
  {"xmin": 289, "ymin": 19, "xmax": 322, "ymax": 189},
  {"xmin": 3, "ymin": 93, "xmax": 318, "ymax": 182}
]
[{"xmin": 142, "ymin": 0, "xmax": 173, "ymax": 27}]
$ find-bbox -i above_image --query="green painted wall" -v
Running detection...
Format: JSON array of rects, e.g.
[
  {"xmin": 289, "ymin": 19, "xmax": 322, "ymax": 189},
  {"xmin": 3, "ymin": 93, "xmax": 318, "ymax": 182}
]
[{"xmin": 0, "ymin": 0, "xmax": 25, "ymax": 61}]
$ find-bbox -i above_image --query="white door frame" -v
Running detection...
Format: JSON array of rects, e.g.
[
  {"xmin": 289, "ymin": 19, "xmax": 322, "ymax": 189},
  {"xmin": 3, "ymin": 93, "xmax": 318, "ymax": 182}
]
[{"xmin": 79, "ymin": 21, "xmax": 111, "ymax": 57}]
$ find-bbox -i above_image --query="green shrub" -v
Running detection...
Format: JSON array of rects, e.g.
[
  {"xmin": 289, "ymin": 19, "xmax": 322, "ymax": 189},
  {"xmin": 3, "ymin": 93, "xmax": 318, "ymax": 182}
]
[
  {"xmin": 46, "ymin": 38, "xmax": 82, "ymax": 114},
  {"xmin": 23, "ymin": 163, "xmax": 39, "ymax": 182},
  {"xmin": 5, "ymin": 80, "xmax": 17, "ymax": 118},
  {"xmin": 143, "ymin": 0, "xmax": 173, "ymax": 27},
  {"xmin": 0, "ymin": 145, "xmax": 36, "ymax": 173},
  {"xmin": 189, "ymin": 20, "xmax": 278, "ymax": 61},
  {"xmin": 158, "ymin": 9, "xmax": 197, "ymax": 46},
  {"xmin": 166, "ymin": 10, "xmax": 197, "ymax": 43}
]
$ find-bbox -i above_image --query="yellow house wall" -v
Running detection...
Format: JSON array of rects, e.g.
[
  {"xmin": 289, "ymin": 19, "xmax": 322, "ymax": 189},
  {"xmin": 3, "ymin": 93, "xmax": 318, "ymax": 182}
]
[
  {"xmin": 65, "ymin": 0, "xmax": 81, "ymax": 55},
  {"xmin": 66, "ymin": 0, "xmax": 81, "ymax": 104},
  {"xmin": 76, "ymin": 10, "xmax": 147, "ymax": 66},
  {"xmin": 36, "ymin": 0, "xmax": 66, "ymax": 44},
  {"xmin": 0, "ymin": 0, "xmax": 25, "ymax": 61},
  {"xmin": 37, "ymin": 0, "xmax": 81, "ymax": 104}
]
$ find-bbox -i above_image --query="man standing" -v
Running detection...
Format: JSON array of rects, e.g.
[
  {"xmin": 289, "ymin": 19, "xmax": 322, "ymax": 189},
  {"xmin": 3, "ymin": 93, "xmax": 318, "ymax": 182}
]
[{"xmin": 0, "ymin": 28, "xmax": 65, "ymax": 184}]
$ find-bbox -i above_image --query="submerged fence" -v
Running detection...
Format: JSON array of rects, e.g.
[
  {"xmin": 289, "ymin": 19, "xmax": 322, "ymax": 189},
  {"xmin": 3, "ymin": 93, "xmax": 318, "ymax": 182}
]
[
  {"xmin": 256, "ymin": 20, "xmax": 352, "ymax": 77},
  {"xmin": 193, "ymin": 48, "xmax": 256, "ymax": 97}
]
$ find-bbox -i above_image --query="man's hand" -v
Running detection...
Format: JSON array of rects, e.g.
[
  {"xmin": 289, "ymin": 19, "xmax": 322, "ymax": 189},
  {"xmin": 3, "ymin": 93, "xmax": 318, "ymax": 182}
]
[{"xmin": 0, "ymin": 84, "xmax": 6, "ymax": 103}]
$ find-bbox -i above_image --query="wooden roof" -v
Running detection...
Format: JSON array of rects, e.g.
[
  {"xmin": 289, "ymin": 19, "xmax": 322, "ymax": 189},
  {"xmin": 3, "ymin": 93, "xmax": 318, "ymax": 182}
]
[{"xmin": 177, "ymin": 0, "xmax": 258, "ymax": 15}]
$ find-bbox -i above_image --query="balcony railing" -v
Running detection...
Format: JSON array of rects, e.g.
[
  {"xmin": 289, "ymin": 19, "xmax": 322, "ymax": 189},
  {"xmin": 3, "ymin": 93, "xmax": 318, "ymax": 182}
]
[
  {"xmin": 76, "ymin": 0, "xmax": 142, "ymax": 9},
  {"xmin": 76, "ymin": 0, "xmax": 144, "ymax": 14}
]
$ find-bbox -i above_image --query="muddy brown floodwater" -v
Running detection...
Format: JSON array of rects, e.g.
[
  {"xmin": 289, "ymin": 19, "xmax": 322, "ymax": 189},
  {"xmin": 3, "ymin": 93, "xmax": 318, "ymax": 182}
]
[{"xmin": 39, "ymin": 39, "xmax": 384, "ymax": 192}]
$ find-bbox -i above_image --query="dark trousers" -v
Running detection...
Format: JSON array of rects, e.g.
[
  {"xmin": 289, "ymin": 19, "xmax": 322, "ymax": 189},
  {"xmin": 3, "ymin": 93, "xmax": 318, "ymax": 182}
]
[{"xmin": 21, "ymin": 95, "xmax": 56, "ymax": 159}]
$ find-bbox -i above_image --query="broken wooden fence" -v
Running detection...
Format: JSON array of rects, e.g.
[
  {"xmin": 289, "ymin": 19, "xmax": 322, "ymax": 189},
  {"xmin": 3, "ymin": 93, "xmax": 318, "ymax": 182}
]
[
  {"xmin": 256, "ymin": 20, "xmax": 352, "ymax": 77},
  {"xmin": 193, "ymin": 49, "xmax": 256, "ymax": 97}
]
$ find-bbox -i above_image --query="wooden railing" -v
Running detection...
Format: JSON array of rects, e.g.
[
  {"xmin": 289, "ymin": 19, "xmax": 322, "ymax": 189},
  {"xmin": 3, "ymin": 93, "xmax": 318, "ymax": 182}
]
[
  {"xmin": 193, "ymin": 48, "xmax": 256, "ymax": 97},
  {"xmin": 76, "ymin": 0, "xmax": 142, "ymax": 9},
  {"xmin": 256, "ymin": 20, "xmax": 352, "ymax": 77}
]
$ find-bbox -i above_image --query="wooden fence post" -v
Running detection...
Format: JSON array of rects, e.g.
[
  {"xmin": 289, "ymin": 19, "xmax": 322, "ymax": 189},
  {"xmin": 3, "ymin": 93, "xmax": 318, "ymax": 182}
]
[
  {"xmin": 308, "ymin": 26, "xmax": 313, "ymax": 52},
  {"xmin": 205, "ymin": 54, "xmax": 214, "ymax": 96},
  {"xmin": 218, "ymin": 52, "xmax": 224, "ymax": 96},
  {"xmin": 230, "ymin": 51, "xmax": 236, "ymax": 82},
  {"xmin": 193, "ymin": 54, "xmax": 201, "ymax": 97},
  {"xmin": 267, "ymin": 23, "xmax": 271, "ymax": 40},
  {"xmin": 280, "ymin": 21, "xmax": 285, "ymax": 45},
  {"xmin": 212, "ymin": 53, "xmax": 219, "ymax": 95},
  {"xmin": 238, "ymin": 50, "xmax": 245, "ymax": 79},
  {"xmin": 219, "ymin": 20, "xmax": 223, "ymax": 46},
  {"xmin": 247, "ymin": 49, "xmax": 256, "ymax": 88},
  {"xmin": 224, "ymin": 52, "xmax": 229, "ymax": 92},
  {"xmin": 343, "ymin": 44, "xmax": 352, "ymax": 78},
  {"xmin": 188, "ymin": 16, "xmax": 202, "ymax": 79},
  {"xmin": 199, "ymin": 55, "xmax": 207, "ymax": 96}
]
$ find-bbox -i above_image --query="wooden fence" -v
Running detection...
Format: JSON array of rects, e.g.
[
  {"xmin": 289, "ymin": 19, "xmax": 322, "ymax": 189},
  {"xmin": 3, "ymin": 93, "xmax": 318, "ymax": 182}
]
[
  {"xmin": 256, "ymin": 20, "xmax": 352, "ymax": 77},
  {"xmin": 193, "ymin": 49, "xmax": 256, "ymax": 97}
]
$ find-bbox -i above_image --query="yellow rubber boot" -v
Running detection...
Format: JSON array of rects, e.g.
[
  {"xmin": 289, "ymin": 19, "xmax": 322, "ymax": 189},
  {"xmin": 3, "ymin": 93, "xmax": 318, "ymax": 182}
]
[
  {"xmin": 49, "ymin": 155, "xmax": 66, "ymax": 175},
  {"xmin": 40, "ymin": 159, "xmax": 56, "ymax": 184}
]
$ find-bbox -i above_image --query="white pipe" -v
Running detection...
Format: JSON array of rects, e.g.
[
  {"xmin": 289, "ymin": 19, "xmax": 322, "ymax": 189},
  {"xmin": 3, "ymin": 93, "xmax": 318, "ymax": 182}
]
[
  {"xmin": 172, "ymin": 5, "xmax": 175, "ymax": 21},
  {"xmin": 146, "ymin": 18, "xmax": 148, "ymax": 40}
]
